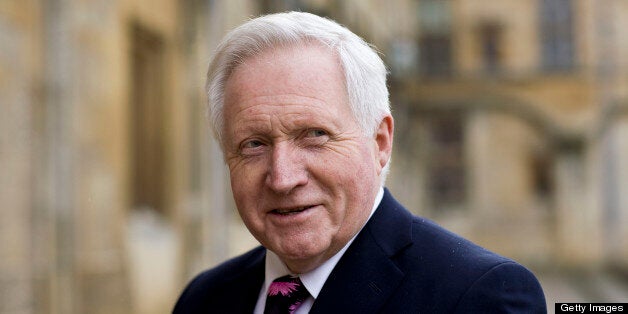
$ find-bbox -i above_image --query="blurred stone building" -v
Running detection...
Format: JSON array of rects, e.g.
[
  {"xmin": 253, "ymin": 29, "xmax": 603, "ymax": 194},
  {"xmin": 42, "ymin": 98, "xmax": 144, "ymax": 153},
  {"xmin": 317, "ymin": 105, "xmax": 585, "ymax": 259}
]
[
  {"xmin": 374, "ymin": 0, "xmax": 628, "ymax": 273},
  {"xmin": 1, "ymin": 0, "xmax": 628, "ymax": 313},
  {"xmin": 1, "ymin": 1, "xmax": 258, "ymax": 313}
]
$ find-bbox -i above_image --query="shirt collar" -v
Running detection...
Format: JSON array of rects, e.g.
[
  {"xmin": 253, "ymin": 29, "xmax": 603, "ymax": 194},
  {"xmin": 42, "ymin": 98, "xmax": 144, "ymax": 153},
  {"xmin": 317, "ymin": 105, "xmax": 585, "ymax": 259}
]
[{"xmin": 262, "ymin": 187, "xmax": 384, "ymax": 298}]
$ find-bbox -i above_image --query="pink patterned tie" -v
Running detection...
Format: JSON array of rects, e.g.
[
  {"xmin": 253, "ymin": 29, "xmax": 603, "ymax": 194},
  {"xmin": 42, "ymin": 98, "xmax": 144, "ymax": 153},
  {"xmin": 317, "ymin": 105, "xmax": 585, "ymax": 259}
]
[{"xmin": 264, "ymin": 275, "xmax": 310, "ymax": 314}]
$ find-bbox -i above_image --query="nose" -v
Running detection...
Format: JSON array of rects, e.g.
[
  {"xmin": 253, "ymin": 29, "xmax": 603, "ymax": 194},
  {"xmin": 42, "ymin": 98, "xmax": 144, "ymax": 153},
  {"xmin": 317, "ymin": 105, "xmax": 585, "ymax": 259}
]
[{"xmin": 265, "ymin": 142, "xmax": 308, "ymax": 194}]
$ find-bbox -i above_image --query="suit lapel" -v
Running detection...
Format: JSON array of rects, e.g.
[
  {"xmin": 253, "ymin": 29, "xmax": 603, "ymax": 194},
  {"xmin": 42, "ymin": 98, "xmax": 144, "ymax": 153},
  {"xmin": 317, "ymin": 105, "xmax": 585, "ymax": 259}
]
[{"xmin": 310, "ymin": 189, "xmax": 414, "ymax": 313}]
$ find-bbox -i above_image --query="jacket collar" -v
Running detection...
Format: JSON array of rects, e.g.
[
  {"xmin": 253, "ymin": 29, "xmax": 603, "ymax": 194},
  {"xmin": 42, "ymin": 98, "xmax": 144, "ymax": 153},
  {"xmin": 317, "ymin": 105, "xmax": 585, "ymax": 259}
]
[{"xmin": 310, "ymin": 188, "xmax": 413, "ymax": 313}]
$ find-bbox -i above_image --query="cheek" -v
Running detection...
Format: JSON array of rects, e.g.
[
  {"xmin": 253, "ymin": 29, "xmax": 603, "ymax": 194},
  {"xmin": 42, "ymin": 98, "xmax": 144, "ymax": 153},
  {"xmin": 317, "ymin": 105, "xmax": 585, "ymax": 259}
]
[
  {"xmin": 229, "ymin": 166, "xmax": 261, "ymax": 209},
  {"xmin": 229, "ymin": 158, "xmax": 266, "ymax": 187},
  {"xmin": 312, "ymin": 145, "xmax": 377, "ymax": 190},
  {"xmin": 230, "ymin": 174, "xmax": 264, "ymax": 233},
  {"xmin": 343, "ymin": 146, "xmax": 378, "ymax": 180}
]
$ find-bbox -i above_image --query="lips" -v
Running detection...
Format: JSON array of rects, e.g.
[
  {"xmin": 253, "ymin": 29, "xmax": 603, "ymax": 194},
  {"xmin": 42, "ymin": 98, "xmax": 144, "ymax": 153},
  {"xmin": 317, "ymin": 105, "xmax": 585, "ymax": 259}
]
[{"xmin": 271, "ymin": 205, "xmax": 315, "ymax": 215}]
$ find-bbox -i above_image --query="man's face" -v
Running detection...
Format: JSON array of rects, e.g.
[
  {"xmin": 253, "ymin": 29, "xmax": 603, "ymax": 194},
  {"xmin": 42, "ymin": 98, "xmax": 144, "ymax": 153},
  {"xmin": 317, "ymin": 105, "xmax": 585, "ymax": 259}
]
[{"xmin": 222, "ymin": 44, "xmax": 392, "ymax": 273}]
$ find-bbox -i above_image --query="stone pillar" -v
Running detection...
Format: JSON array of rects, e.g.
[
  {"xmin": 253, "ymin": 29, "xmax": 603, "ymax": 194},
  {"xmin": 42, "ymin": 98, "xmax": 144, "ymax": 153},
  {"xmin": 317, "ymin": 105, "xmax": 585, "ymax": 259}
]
[
  {"xmin": 617, "ymin": 117, "xmax": 628, "ymax": 265},
  {"xmin": 0, "ymin": 1, "xmax": 39, "ymax": 312},
  {"xmin": 42, "ymin": 1, "xmax": 79, "ymax": 312},
  {"xmin": 467, "ymin": 111, "xmax": 532, "ymax": 217},
  {"xmin": 603, "ymin": 113, "xmax": 628, "ymax": 267},
  {"xmin": 554, "ymin": 140, "xmax": 602, "ymax": 268},
  {"xmin": 467, "ymin": 110, "xmax": 493, "ymax": 216}
]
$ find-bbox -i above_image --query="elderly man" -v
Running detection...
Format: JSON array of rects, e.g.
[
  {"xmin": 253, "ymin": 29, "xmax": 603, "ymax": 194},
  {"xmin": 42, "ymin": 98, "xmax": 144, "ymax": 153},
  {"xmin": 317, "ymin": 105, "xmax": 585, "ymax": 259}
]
[{"xmin": 174, "ymin": 12, "xmax": 546, "ymax": 313}]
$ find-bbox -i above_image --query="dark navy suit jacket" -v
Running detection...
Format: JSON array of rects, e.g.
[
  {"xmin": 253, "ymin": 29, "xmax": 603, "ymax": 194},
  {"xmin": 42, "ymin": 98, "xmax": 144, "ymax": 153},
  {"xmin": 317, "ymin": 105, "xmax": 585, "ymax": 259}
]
[{"xmin": 173, "ymin": 189, "xmax": 546, "ymax": 313}]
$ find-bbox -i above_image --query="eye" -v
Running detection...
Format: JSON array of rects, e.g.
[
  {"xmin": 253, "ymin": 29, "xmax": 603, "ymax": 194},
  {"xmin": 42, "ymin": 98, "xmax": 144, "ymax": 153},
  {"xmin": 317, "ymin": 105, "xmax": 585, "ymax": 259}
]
[
  {"xmin": 238, "ymin": 139, "xmax": 266, "ymax": 156},
  {"xmin": 306, "ymin": 129, "xmax": 328, "ymax": 138},
  {"xmin": 243, "ymin": 139, "xmax": 264, "ymax": 148}
]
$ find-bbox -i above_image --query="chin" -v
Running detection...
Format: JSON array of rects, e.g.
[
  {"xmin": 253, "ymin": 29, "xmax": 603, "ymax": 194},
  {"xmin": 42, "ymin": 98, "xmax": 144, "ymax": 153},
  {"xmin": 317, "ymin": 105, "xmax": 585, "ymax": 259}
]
[
  {"xmin": 276, "ymin": 241, "xmax": 323, "ymax": 259},
  {"xmin": 273, "ymin": 241, "xmax": 329, "ymax": 269}
]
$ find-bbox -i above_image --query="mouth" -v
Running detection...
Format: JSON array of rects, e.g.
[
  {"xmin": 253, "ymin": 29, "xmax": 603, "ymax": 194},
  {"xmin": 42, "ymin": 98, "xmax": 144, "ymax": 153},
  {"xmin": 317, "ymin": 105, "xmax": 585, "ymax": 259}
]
[{"xmin": 271, "ymin": 205, "xmax": 316, "ymax": 216}]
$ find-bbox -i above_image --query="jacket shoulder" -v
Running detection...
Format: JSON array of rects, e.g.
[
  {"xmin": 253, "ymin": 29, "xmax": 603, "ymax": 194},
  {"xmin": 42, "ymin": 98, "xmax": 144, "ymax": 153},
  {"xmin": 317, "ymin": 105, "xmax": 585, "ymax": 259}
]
[
  {"xmin": 393, "ymin": 216, "xmax": 546, "ymax": 312},
  {"xmin": 409, "ymin": 216, "xmax": 512, "ymax": 267}
]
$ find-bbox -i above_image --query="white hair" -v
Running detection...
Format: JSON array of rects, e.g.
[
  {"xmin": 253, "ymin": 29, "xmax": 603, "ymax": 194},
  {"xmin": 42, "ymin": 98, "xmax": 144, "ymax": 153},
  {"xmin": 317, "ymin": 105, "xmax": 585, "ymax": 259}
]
[{"xmin": 206, "ymin": 11, "xmax": 391, "ymax": 181}]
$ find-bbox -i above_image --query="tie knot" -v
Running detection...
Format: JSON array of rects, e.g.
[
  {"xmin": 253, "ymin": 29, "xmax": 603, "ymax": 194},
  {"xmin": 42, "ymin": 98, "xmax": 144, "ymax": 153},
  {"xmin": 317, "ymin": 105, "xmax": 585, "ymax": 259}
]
[{"xmin": 265, "ymin": 275, "xmax": 309, "ymax": 314}]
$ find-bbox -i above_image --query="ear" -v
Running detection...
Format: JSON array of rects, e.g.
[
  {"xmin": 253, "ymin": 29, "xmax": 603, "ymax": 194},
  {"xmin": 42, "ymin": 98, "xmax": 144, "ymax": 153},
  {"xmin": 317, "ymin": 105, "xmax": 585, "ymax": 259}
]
[{"xmin": 374, "ymin": 115, "xmax": 394, "ymax": 175}]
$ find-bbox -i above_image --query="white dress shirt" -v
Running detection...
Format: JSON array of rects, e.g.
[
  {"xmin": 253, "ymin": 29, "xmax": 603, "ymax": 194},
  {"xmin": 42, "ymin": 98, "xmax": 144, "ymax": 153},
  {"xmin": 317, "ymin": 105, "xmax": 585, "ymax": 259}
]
[{"xmin": 253, "ymin": 187, "xmax": 384, "ymax": 314}]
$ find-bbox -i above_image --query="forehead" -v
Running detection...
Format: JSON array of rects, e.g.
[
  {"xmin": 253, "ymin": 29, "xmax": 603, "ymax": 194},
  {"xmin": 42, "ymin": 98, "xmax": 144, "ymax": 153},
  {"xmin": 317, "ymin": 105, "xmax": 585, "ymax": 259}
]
[
  {"xmin": 222, "ymin": 43, "xmax": 352, "ymax": 124},
  {"xmin": 225, "ymin": 44, "xmax": 346, "ymax": 101}
]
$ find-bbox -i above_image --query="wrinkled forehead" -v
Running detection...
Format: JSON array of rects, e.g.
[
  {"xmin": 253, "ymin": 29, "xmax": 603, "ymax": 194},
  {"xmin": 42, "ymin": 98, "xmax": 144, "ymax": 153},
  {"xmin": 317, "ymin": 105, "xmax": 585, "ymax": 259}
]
[
  {"xmin": 223, "ymin": 42, "xmax": 348, "ymax": 109},
  {"xmin": 220, "ymin": 43, "xmax": 357, "ymax": 139}
]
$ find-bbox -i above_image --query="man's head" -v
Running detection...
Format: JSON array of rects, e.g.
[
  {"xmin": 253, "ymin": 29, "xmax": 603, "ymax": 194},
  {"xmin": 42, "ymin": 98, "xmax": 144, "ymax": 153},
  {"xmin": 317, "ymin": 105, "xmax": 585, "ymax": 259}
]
[{"xmin": 207, "ymin": 12, "xmax": 394, "ymax": 273}]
